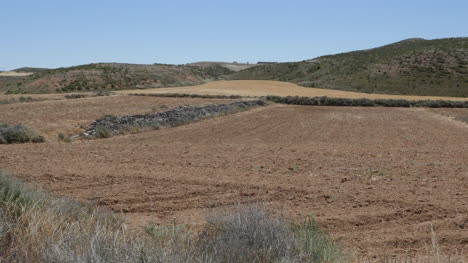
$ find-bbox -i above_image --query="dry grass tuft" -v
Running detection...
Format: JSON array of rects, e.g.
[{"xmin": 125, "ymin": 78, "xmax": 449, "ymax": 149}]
[{"xmin": 0, "ymin": 123, "xmax": 44, "ymax": 144}]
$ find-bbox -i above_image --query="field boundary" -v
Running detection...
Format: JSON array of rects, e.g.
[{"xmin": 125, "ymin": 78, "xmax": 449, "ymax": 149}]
[
  {"xmin": 265, "ymin": 95, "xmax": 468, "ymax": 108},
  {"xmin": 84, "ymin": 100, "xmax": 267, "ymax": 137},
  {"xmin": 127, "ymin": 93, "xmax": 468, "ymax": 108},
  {"xmin": 128, "ymin": 93, "xmax": 251, "ymax": 99}
]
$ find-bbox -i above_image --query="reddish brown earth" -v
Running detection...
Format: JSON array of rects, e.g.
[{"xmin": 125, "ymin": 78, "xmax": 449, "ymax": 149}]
[{"xmin": 0, "ymin": 96, "xmax": 467, "ymax": 258}]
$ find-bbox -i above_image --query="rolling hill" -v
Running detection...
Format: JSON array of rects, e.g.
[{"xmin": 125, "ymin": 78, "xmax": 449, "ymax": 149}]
[
  {"xmin": 13, "ymin": 67, "xmax": 51, "ymax": 73},
  {"xmin": 1, "ymin": 63, "xmax": 234, "ymax": 94},
  {"xmin": 187, "ymin": 62, "xmax": 256, "ymax": 72},
  {"xmin": 231, "ymin": 37, "xmax": 468, "ymax": 97},
  {"xmin": 2, "ymin": 37, "xmax": 467, "ymax": 96}
]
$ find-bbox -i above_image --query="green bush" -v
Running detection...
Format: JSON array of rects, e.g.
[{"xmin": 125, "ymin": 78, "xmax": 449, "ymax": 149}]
[
  {"xmin": 197, "ymin": 206, "xmax": 344, "ymax": 263},
  {"xmin": 0, "ymin": 124, "xmax": 45, "ymax": 144},
  {"xmin": 95, "ymin": 125, "xmax": 112, "ymax": 138},
  {"xmin": 65, "ymin": 94, "xmax": 87, "ymax": 99},
  {"xmin": 18, "ymin": 96, "xmax": 33, "ymax": 103},
  {"xmin": 57, "ymin": 133, "xmax": 72, "ymax": 143}
]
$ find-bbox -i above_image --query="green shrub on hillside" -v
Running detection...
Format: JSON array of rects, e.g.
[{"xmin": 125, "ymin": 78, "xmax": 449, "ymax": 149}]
[
  {"xmin": 0, "ymin": 123, "xmax": 44, "ymax": 144},
  {"xmin": 231, "ymin": 37, "xmax": 468, "ymax": 97},
  {"xmin": 94, "ymin": 125, "xmax": 112, "ymax": 138}
]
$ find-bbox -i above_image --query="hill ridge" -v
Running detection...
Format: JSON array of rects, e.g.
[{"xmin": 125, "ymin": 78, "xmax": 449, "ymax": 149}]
[{"xmin": 231, "ymin": 37, "xmax": 468, "ymax": 97}]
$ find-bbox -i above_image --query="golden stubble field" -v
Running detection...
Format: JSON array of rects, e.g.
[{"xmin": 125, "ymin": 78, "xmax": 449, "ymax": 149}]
[
  {"xmin": 119, "ymin": 80, "xmax": 468, "ymax": 101},
  {"xmin": 1, "ymin": 93, "xmax": 467, "ymax": 257}
]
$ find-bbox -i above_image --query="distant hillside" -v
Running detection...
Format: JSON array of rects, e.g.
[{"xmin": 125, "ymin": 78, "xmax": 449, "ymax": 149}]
[
  {"xmin": 231, "ymin": 37, "xmax": 468, "ymax": 97},
  {"xmin": 187, "ymin": 62, "xmax": 256, "ymax": 72},
  {"xmin": 2, "ymin": 63, "xmax": 233, "ymax": 94},
  {"xmin": 13, "ymin": 67, "xmax": 51, "ymax": 73}
]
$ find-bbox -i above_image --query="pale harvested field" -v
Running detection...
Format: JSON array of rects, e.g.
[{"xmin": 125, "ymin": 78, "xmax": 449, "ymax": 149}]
[
  {"xmin": 0, "ymin": 71, "xmax": 33, "ymax": 77},
  {"xmin": 1, "ymin": 95, "xmax": 467, "ymax": 257},
  {"xmin": 119, "ymin": 80, "xmax": 468, "ymax": 101}
]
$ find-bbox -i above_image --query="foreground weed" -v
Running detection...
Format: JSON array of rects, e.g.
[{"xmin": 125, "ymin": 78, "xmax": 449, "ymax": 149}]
[
  {"xmin": 0, "ymin": 173, "xmax": 344, "ymax": 263},
  {"xmin": 0, "ymin": 124, "xmax": 44, "ymax": 144},
  {"xmin": 57, "ymin": 132, "xmax": 72, "ymax": 143}
]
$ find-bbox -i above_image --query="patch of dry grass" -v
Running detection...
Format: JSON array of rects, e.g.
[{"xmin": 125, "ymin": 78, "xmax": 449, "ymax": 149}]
[{"xmin": 0, "ymin": 171, "xmax": 344, "ymax": 263}]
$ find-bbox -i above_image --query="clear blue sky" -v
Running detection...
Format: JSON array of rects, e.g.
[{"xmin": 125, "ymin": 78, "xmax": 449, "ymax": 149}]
[{"xmin": 1, "ymin": 0, "xmax": 467, "ymax": 70}]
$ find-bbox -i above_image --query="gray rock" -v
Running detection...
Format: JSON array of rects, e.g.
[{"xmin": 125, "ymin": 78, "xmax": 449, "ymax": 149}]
[{"xmin": 84, "ymin": 100, "xmax": 266, "ymax": 137}]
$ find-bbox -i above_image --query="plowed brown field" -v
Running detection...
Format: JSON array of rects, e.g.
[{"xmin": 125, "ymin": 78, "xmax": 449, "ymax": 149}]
[
  {"xmin": 1, "ymin": 95, "xmax": 467, "ymax": 257},
  {"xmin": 119, "ymin": 80, "xmax": 468, "ymax": 101}
]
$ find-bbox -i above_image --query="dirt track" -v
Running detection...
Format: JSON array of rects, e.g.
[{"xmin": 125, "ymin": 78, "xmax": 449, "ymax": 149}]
[
  {"xmin": 0, "ymin": 95, "xmax": 467, "ymax": 257},
  {"xmin": 119, "ymin": 80, "xmax": 468, "ymax": 101}
]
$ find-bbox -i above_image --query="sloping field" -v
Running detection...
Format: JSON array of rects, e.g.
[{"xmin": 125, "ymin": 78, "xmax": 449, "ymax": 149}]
[
  {"xmin": 0, "ymin": 95, "xmax": 240, "ymax": 139},
  {"xmin": 1, "ymin": 96, "xmax": 467, "ymax": 257},
  {"xmin": 119, "ymin": 80, "xmax": 468, "ymax": 101}
]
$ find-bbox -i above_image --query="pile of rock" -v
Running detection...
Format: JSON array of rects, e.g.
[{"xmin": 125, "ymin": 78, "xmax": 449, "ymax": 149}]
[{"xmin": 84, "ymin": 100, "xmax": 266, "ymax": 137}]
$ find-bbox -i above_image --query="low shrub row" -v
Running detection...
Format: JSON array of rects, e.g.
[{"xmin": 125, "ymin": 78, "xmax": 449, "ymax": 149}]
[
  {"xmin": 0, "ymin": 123, "xmax": 44, "ymax": 144},
  {"xmin": 64, "ymin": 94, "xmax": 88, "ymax": 99},
  {"xmin": 0, "ymin": 96, "xmax": 34, "ymax": 105},
  {"xmin": 129, "ymin": 93, "xmax": 246, "ymax": 99},
  {"xmin": 128, "ymin": 93, "xmax": 468, "ymax": 108},
  {"xmin": 64, "ymin": 91, "xmax": 113, "ymax": 99},
  {"xmin": 264, "ymin": 96, "xmax": 468, "ymax": 108}
]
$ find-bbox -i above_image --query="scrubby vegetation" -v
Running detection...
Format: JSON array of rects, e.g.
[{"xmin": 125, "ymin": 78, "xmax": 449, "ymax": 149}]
[
  {"xmin": 231, "ymin": 37, "xmax": 468, "ymax": 97},
  {"xmin": 57, "ymin": 132, "xmax": 72, "ymax": 143},
  {"xmin": 130, "ymin": 93, "xmax": 245, "ymax": 99},
  {"xmin": 1, "ymin": 63, "xmax": 235, "ymax": 94},
  {"xmin": 65, "ymin": 94, "xmax": 88, "ymax": 99},
  {"xmin": 64, "ymin": 91, "xmax": 113, "ymax": 99},
  {"xmin": 94, "ymin": 125, "xmax": 112, "ymax": 138},
  {"xmin": 0, "ymin": 96, "xmax": 34, "ymax": 105},
  {"xmin": 94, "ymin": 90, "xmax": 113, "ymax": 96},
  {"xmin": 265, "ymin": 96, "xmax": 468, "ymax": 108},
  {"xmin": 0, "ymin": 123, "xmax": 44, "ymax": 144},
  {"xmin": 0, "ymin": 170, "xmax": 343, "ymax": 263},
  {"xmin": 12, "ymin": 67, "xmax": 50, "ymax": 73},
  {"xmin": 130, "ymin": 93, "xmax": 468, "ymax": 108}
]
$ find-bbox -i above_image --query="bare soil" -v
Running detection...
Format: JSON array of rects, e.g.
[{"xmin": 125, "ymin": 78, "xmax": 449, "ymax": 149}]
[
  {"xmin": 0, "ymin": 96, "xmax": 467, "ymax": 257},
  {"xmin": 0, "ymin": 95, "xmax": 239, "ymax": 139},
  {"xmin": 119, "ymin": 80, "xmax": 468, "ymax": 102}
]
